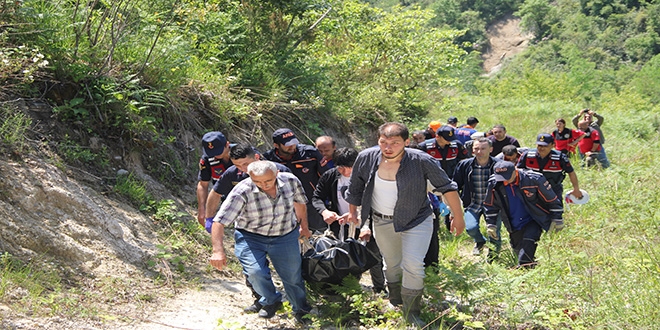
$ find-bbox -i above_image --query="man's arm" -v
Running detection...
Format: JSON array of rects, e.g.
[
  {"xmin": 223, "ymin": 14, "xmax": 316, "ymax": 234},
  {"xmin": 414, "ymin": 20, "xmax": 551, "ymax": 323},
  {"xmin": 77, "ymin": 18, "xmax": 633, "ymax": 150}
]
[
  {"xmin": 196, "ymin": 180, "xmax": 210, "ymax": 226},
  {"xmin": 209, "ymin": 222, "xmax": 227, "ymax": 270},
  {"xmin": 592, "ymin": 111, "xmax": 604, "ymax": 126},
  {"xmin": 205, "ymin": 190, "xmax": 223, "ymax": 219},
  {"xmin": 294, "ymin": 201, "xmax": 311, "ymax": 238},
  {"xmin": 567, "ymin": 172, "xmax": 582, "ymax": 199}
]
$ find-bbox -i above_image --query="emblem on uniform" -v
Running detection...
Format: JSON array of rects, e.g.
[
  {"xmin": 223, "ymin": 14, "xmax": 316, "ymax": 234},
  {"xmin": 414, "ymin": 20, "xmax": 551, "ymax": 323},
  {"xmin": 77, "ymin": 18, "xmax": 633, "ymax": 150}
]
[
  {"xmin": 302, "ymin": 168, "xmax": 309, "ymax": 173},
  {"xmin": 524, "ymin": 190, "xmax": 534, "ymax": 198},
  {"xmin": 539, "ymin": 135, "xmax": 545, "ymax": 142},
  {"xmin": 207, "ymin": 142, "xmax": 214, "ymax": 149},
  {"xmin": 564, "ymin": 133, "xmax": 570, "ymax": 138}
]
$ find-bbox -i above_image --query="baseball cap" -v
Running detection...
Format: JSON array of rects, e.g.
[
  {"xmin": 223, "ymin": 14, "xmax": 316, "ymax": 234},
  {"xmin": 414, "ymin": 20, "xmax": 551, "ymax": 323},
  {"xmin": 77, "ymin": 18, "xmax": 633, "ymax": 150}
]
[
  {"xmin": 536, "ymin": 133, "xmax": 554, "ymax": 146},
  {"xmin": 493, "ymin": 161, "xmax": 516, "ymax": 182},
  {"xmin": 202, "ymin": 131, "xmax": 227, "ymax": 158},
  {"xmin": 428, "ymin": 121, "xmax": 442, "ymax": 132},
  {"xmin": 272, "ymin": 128, "xmax": 300, "ymax": 146},
  {"xmin": 447, "ymin": 116, "xmax": 458, "ymax": 124},
  {"xmin": 436, "ymin": 125, "xmax": 457, "ymax": 141}
]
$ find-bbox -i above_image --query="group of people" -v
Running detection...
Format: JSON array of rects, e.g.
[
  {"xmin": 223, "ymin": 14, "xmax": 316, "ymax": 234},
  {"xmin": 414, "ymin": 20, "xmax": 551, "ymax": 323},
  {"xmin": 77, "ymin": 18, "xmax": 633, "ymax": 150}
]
[{"xmin": 196, "ymin": 107, "xmax": 608, "ymax": 327}]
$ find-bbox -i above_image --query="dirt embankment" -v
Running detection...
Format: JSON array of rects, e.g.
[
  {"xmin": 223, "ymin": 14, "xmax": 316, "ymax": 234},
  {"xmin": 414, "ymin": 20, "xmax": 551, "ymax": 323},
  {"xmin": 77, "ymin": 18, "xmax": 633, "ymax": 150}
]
[{"xmin": 481, "ymin": 14, "xmax": 533, "ymax": 75}]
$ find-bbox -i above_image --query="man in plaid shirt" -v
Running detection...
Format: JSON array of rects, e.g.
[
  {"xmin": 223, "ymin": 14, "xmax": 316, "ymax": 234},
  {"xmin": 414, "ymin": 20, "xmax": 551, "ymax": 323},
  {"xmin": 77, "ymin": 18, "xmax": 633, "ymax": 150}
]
[{"xmin": 209, "ymin": 161, "xmax": 312, "ymax": 323}]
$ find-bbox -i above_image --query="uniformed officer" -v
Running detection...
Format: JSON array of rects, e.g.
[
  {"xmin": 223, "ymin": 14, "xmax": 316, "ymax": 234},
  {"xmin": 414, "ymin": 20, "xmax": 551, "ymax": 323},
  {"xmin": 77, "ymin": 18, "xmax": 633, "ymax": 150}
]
[
  {"xmin": 196, "ymin": 131, "xmax": 232, "ymax": 227},
  {"xmin": 263, "ymin": 128, "xmax": 327, "ymax": 231},
  {"xmin": 516, "ymin": 133, "xmax": 583, "ymax": 203}
]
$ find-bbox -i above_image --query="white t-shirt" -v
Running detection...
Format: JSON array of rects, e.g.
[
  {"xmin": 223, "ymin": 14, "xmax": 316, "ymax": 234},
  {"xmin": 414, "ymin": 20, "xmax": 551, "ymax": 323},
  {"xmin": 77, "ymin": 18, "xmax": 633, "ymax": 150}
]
[
  {"xmin": 371, "ymin": 174, "xmax": 397, "ymax": 215},
  {"xmin": 336, "ymin": 175, "xmax": 351, "ymax": 215}
]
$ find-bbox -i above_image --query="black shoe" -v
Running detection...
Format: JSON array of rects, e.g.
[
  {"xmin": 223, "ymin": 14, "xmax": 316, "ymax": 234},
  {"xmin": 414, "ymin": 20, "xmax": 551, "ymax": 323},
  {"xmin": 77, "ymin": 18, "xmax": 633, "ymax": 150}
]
[
  {"xmin": 258, "ymin": 301, "xmax": 282, "ymax": 318},
  {"xmin": 294, "ymin": 311, "xmax": 311, "ymax": 325},
  {"xmin": 472, "ymin": 242, "xmax": 486, "ymax": 256},
  {"xmin": 243, "ymin": 301, "xmax": 262, "ymax": 313}
]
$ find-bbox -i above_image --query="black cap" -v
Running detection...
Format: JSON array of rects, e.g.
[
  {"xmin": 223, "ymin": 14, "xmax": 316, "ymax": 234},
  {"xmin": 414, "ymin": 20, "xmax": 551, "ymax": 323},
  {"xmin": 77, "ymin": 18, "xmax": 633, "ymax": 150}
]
[
  {"xmin": 493, "ymin": 161, "xmax": 516, "ymax": 182},
  {"xmin": 272, "ymin": 128, "xmax": 300, "ymax": 146},
  {"xmin": 447, "ymin": 116, "xmax": 458, "ymax": 124},
  {"xmin": 202, "ymin": 131, "xmax": 227, "ymax": 158},
  {"xmin": 436, "ymin": 125, "xmax": 457, "ymax": 141},
  {"xmin": 536, "ymin": 133, "xmax": 554, "ymax": 146}
]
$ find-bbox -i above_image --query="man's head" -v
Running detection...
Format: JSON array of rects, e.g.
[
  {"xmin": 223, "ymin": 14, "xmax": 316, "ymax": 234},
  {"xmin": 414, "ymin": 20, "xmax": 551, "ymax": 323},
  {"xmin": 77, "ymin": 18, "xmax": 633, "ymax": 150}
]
[
  {"xmin": 472, "ymin": 137, "xmax": 492, "ymax": 161},
  {"xmin": 536, "ymin": 133, "xmax": 554, "ymax": 157},
  {"xmin": 493, "ymin": 161, "xmax": 517, "ymax": 183},
  {"xmin": 491, "ymin": 124, "xmax": 507, "ymax": 141},
  {"xmin": 411, "ymin": 130, "xmax": 426, "ymax": 144},
  {"xmin": 447, "ymin": 116, "xmax": 458, "ymax": 127},
  {"xmin": 378, "ymin": 122, "xmax": 409, "ymax": 160},
  {"xmin": 578, "ymin": 120, "xmax": 590, "ymax": 131},
  {"xmin": 247, "ymin": 161, "xmax": 278, "ymax": 193},
  {"xmin": 315, "ymin": 135, "xmax": 336, "ymax": 160},
  {"xmin": 502, "ymin": 145, "xmax": 520, "ymax": 162},
  {"xmin": 202, "ymin": 131, "xmax": 229, "ymax": 159},
  {"xmin": 466, "ymin": 117, "xmax": 479, "ymax": 127},
  {"xmin": 230, "ymin": 143, "xmax": 259, "ymax": 172},
  {"xmin": 273, "ymin": 128, "xmax": 299, "ymax": 157},
  {"xmin": 334, "ymin": 147, "xmax": 358, "ymax": 178},
  {"xmin": 555, "ymin": 118, "xmax": 566, "ymax": 130},
  {"xmin": 428, "ymin": 121, "xmax": 442, "ymax": 135},
  {"xmin": 435, "ymin": 125, "xmax": 457, "ymax": 146}
]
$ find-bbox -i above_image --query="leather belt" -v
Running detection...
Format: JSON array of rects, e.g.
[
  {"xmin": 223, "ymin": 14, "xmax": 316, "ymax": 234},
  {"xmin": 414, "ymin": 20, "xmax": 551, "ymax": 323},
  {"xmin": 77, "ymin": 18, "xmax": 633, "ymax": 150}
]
[{"xmin": 372, "ymin": 211, "xmax": 394, "ymax": 220}]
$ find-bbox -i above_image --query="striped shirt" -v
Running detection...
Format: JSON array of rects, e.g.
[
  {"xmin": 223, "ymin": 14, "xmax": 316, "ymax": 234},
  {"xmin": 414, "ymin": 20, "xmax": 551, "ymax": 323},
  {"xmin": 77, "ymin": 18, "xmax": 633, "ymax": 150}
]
[{"xmin": 213, "ymin": 172, "xmax": 308, "ymax": 236}]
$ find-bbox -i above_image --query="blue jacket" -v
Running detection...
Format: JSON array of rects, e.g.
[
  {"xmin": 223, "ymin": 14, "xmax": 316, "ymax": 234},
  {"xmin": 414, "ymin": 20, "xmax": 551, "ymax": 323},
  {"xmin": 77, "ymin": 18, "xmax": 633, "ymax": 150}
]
[
  {"xmin": 483, "ymin": 169, "xmax": 563, "ymax": 232},
  {"xmin": 453, "ymin": 156, "xmax": 501, "ymax": 208}
]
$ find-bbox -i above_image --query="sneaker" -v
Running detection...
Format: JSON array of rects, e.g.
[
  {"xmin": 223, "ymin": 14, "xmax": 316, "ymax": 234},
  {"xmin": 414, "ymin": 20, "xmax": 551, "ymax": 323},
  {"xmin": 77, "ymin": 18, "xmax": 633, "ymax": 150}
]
[
  {"xmin": 472, "ymin": 242, "xmax": 486, "ymax": 256},
  {"xmin": 258, "ymin": 301, "xmax": 283, "ymax": 318},
  {"xmin": 243, "ymin": 301, "xmax": 262, "ymax": 313}
]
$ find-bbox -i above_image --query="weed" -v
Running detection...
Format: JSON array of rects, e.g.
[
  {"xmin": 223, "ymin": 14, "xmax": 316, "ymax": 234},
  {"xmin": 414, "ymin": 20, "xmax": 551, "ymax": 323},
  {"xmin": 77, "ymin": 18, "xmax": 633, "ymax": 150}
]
[{"xmin": 0, "ymin": 105, "xmax": 31, "ymax": 150}]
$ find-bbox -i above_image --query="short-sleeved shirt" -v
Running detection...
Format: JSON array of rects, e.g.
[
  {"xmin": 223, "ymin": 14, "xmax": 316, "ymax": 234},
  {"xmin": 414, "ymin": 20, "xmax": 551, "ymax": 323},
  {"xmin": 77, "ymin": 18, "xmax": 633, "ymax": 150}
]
[
  {"xmin": 455, "ymin": 126, "xmax": 477, "ymax": 144},
  {"xmin": 214, "ymin": 172, "xmax": 308, "ymax": 237},
  {"xmin": 263, "ymin": 144, "xmax": 325, "ymax": 201},
  {"xmin": 577, "ymin": 127, "xmax": 602, "ymax": 154},
  {"xmin": 516, "ymin": 149, "xmax": 574, "ymax": 188},
  {"xmin": 212, "ymin": 162, "xmax": 291, "ymax": 197},
  {"xmin": 553, "ymin": 128, "xmax": 584, "ymax": 153},
  {"xmin": 198, "ymin": 156, "xmax": 232, "ymax": 184},
  {"xmin": 488, "ymin": 135, "xmax": 521, "ymax": 157}
]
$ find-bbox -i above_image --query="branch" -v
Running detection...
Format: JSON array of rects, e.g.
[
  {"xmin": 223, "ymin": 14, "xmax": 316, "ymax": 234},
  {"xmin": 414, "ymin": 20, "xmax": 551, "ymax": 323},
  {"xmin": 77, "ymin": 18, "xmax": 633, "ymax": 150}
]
[{"xmin": 291, "ymin": 6, "xmax": 332, "ymax": 50}]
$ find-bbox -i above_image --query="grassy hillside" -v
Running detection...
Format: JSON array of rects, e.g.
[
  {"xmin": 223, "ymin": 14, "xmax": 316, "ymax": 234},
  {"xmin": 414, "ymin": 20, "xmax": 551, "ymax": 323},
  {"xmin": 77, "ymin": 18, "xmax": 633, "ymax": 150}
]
[{"xmin": 1, "ymin": 0, "xmax": 659, "ymax": 329}]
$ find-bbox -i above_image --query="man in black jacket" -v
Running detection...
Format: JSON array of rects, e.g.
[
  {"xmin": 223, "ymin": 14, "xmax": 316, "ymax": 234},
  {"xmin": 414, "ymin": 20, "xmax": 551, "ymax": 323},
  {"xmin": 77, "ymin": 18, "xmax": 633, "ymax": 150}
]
[
  {"xmin": 311, "ymin": 148, "xmax": 386, "ymax": 293},
  {"xmin": 484, "ymin": 161, "xmax": 564, "ymax": 268},
  {"xmin": 453, "ymin": 137, "xmax": 502, "ymax": 257}
]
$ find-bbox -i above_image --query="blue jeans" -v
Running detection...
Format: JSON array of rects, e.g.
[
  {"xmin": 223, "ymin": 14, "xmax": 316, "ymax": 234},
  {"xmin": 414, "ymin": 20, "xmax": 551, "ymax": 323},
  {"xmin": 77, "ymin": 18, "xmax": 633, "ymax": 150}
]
[
  {"xmin": 465, "ymin": 209, "xmax": 502, "ymax": 251},
  {"xmin": 234, "ymin": 228, "xmax": 309, "ymax": 313},
  {"xmin": 372, "ymin": 214, "xmax": 433, "ymax": 290}
]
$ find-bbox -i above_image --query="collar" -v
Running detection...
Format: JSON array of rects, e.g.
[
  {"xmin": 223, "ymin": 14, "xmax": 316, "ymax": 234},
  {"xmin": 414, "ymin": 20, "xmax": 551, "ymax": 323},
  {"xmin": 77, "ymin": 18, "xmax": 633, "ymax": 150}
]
[{"xmin": 503, "ymin": 171, "xmax": 519, "ymax": 186}]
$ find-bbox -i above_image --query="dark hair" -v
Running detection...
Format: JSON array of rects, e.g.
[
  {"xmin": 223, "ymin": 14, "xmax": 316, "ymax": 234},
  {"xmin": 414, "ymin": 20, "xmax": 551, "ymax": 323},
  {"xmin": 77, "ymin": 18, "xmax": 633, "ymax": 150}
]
[
  {"xmin": 334, "ymin": 147, "xmax": 358, "ymax": 168},
  {"xmin": 378, "ymin": 122, "xmax": 409, "ymax": 140},
  {"xmin": 556, "ymin": 118, "xmax": 566, "ymax": 124},
  {"xmin": 475, "ymin": 136, "xmax": 492, "ymax": 146},
  {"xmin": 502, "ymin": 145, "xmax": 518, "ymax": 156},
  {"xmin": 492, "ymin": 124, "xmax": 506, "ymax": 131},
  {"xmin": 230, "ymin": 143, "xmax": 257, "ymax": 159},
  {"xmin": 467, "ymin": 117, "xmax": 479, "ymax": 126}
]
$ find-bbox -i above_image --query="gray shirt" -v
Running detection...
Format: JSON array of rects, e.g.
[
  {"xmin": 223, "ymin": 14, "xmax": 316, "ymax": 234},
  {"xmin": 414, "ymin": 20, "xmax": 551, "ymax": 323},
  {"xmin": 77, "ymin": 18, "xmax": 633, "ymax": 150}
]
[{"xmin": 346, "ymin": 146, "xmax": 457, "ymax": 232}]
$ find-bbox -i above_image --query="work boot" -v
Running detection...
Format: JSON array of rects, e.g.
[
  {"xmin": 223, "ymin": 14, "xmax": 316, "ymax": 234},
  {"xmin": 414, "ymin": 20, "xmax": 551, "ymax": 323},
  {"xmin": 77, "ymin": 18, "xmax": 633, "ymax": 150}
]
[
  {"xmin": 401, "ymin": 287, "xmax": 425, "ymax": 328},
  {"xmin": 387, "ymin": 282, "xmax": 402, "ymax": 306}
]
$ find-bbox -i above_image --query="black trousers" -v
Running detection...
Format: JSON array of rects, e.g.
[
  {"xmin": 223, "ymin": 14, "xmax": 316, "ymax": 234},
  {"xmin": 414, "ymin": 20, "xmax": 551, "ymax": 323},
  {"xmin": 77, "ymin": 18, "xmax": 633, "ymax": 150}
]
[{"xmin": 509, "ymin": 221, "xmax": 543, "ymax": 267}]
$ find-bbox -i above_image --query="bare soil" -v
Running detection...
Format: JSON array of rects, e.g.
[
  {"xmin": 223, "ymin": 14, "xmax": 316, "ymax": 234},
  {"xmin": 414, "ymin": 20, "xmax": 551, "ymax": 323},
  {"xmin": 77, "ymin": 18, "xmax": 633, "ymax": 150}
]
[{"xmin": 481, "ymin": 14, "xmax": 533, "ymax": 75}]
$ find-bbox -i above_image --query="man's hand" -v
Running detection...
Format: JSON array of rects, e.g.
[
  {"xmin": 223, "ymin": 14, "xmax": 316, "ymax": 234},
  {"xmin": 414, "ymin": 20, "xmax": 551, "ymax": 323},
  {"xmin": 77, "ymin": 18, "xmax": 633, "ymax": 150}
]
[
  {"xmin": 487, "ymin": 224, "xmax": 499, "ymax": 240},
  {"xmin": 321, "ymin": 210, "xmax": 339, "ymax": 224},
  {"xmin": 197, "ymin": 213, "xmax": 205, "ymax": 227},
  {"xmin": 549, "ymin": 219, "xmax": 564, "ymax": 232},
  {"xmin": 449, "ymin": 214, "xmax": 466, "ymax": 236},
  {"xmin": 572, "ymin": 189, "xmax": 583, "ymax": 200},
  {"xmin": 209, "ymin": 250, "xmax": 227, "ymax": 271},
  {"xmin": 299, "ymin": 226, "xmax": 312, "ymax": 239},
  {"xmin": 359, "ymin": 228, "xmax": 372, "ymax": 242},
  {"xmin": 346, "ymin": 211, "xmax": 360, "ymax": 226}
]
